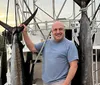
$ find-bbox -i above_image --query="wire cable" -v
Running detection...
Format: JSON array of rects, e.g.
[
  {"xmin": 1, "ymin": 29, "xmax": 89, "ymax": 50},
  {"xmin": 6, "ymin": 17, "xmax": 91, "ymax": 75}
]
[{"xmin": 23, "ymin": 0, "xmax": 46, "ymax": 39}]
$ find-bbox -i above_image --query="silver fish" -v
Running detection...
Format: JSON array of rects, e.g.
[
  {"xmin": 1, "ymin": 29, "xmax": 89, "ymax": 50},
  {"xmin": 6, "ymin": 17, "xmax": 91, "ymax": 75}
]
[{"xmin": 0, "ymin": 8, "xmax": 38, "ymax": 85}]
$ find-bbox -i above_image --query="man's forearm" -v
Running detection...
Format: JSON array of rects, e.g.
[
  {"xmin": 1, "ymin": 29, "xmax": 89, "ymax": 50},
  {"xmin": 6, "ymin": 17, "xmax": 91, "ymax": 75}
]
[{"xmin": 63, "ymin": 60, "xmax": 78, "ymax": 85}]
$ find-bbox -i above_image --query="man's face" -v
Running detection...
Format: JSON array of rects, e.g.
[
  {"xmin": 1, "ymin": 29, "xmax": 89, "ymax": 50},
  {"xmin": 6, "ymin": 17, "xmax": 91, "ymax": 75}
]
[{"xmin": 52, "ymin": 22, "xmax": 64, "ymax": 42}]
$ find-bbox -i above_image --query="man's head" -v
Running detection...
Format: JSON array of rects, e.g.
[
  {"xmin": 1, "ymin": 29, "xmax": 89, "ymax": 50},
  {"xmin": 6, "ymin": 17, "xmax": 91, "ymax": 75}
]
[{"xmin": 52, "ymin": 21, "xmax": 65, "ymax": 42}]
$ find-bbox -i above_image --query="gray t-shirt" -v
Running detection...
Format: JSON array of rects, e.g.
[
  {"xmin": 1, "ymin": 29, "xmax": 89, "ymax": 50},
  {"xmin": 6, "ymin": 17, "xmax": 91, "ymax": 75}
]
[{"xmin": 35, "ymin": 38, "xmax": 78, "ymax": 83}]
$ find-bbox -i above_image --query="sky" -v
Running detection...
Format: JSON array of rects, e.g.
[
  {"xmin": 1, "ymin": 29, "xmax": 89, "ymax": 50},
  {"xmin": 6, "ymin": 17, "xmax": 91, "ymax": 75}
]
[
  {"xmin": 0, "ymin": 0, "xmax": 15, "ymax": 32},
  {"xmin": 0, "ymin": 0, "xmax": 100, "ymax": 33}
]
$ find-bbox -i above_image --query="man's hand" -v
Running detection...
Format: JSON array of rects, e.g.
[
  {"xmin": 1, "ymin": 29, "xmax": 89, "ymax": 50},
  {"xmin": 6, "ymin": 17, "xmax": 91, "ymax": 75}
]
[{"xmin": 19, "ymin": 24, "xmax": 27, "ymax": 33}]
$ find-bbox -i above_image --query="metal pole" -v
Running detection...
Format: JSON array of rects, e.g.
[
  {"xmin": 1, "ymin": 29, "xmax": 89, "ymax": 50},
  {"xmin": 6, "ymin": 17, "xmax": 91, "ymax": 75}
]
[
  {"xmin": 23, "ymin": 0, "xmax": 46, "ymax": 39},
  {"xmin": 33, "ymin": 0, "xmax": 37, "ymax": 31},
  {"xmin": 72, "ymin": 1, "xmax": 75, "ymax": 41},
  {"xmin": 35, "ymin": 4, "xmax": 54, "ymax": 20},
  {"xmin": 22, "ymin": 0, "xmax": 24, "ymax": 22},
  {"xmin": 14, "ymin": 0, "xmax": 18, "ymax": 27},
  {"xmin": 56, "ymin": 0, "xmax": 67, "ymax": 19},
  {"xmin": 91, "ymin": 1, "xmax": 94, "ymax": 85},
  {"xmin": 0, "ymin": 52, "xmax": 2, "ymax": 85},
  {"xmin": 90, "ymin": 3, "xmax": 100, "ymax": 25},
  {"xmin": 52, "ymin": 0, "xmax": 55, "ymax": 19},
  {"xmin": 95, "ymin": 49, "xmax": 98, "ymax": 85}
]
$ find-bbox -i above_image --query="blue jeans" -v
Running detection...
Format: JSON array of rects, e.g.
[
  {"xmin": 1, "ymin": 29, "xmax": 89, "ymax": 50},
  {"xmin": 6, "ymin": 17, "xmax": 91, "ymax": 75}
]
[{"xmin": 43, "ymin": 79, "xmax": 66, "ymax": 85}]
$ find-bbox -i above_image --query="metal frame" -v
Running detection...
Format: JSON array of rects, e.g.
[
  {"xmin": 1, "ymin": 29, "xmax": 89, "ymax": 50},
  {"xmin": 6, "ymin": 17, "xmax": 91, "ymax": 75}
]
[{"xmin": 2, "ymin": 0, "xmax": 100, "ymax": 85}]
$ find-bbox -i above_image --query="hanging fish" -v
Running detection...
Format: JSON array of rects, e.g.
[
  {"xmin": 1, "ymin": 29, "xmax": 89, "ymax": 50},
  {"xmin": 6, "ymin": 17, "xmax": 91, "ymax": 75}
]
[
  {"xmin": 0, "ymin": 8, "xmax": 38, "ymax": 85},
  {"xmin": 73, "ymin": 0, "xmax": 93, "ymax": 85}
]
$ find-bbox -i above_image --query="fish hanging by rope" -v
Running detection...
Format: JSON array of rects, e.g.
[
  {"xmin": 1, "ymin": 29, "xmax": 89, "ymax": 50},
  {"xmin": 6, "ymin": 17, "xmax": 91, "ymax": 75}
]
[{"xmin": 0, "ymin": 8, "xmax": 38, "ymax": 85}]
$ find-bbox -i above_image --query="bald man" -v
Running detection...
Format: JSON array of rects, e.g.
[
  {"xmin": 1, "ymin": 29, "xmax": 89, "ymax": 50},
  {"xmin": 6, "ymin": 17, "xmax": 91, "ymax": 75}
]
[{"xmin": 22, "ymin": 21, "xmax": 78, "ymax": 85}]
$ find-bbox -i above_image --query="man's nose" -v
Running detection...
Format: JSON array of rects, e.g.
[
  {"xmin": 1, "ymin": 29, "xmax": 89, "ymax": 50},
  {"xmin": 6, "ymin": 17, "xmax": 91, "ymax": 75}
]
[{"xmin": 57, "ymin": 29, "xmax": 60, "ymax": 33}]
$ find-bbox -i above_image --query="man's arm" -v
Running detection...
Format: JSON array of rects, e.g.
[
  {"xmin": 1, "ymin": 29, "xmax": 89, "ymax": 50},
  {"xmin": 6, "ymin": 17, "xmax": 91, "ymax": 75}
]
[
  {"xmin": 22, "ymin": 24, "xmax": 37, "ymax": 53},
  {"xmin": 62, "ymin": 60, "xmax": 78, "ymax": 85}
]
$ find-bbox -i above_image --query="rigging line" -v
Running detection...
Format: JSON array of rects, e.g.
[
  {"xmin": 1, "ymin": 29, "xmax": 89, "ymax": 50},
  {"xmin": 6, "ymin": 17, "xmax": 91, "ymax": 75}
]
[
  {"xmin": 17, "ymin": 0, "xmax": 27, "ymax": 20},
  {"xmin": 90, "ymin": 3, "xmax": 100, "ymax": 25},
  {"xmin": 56, "ymin": 0, "xmax": 67, "ymax": 19},
  {"xmin": 6, "ymin": 0, "xmax": 10, "ymax": 24},
  {"xmin": 16, "ymin": 1, "xmax": 35, "ymax": 32},
  {"xmin": 15, "ymin": 2, "xmax": 22, "ymax": 24},
  {"xmin": 66, "ymin": 14, "xmax": 73, "ymax": 19},
  {"xmin": 34, "ymin": 6, "xmax": 65, "ymax": 65},
  {"xmin": 17, "ymin": 5, "xmax": 21, "ymax": 24},
  {"xmin": 34, "ymin": 11, "xmax": 65, "ymax": 64},
  {"xmin": 14, "ymin": 0, "xmax": 18, "ymax": 27},
  {"xmin": 34, "ymin": 0, "xmax": 71, "ymax": 64},
  {"xmin": 23, "ymin": 0, "xmax": 46, "ymax": 39},
  {"xmin": 94, "ymin": 11, "xmax": 100, "ymax": 28},
  {"xmin": 74, "ymin": 13, "xmax": 81, "ymax": 19},
  {"xmin": 18, "ymin": 0, "xmax": 23, "ymax": 10},
  {"xmin": 5, "ymin": 0, "xmax": 10, "ymax": 43},
  {"xmin": 93, "ymin": 67, "xmax": 100, "ymax": 73},
  {"xmin": 33, "ymin": 1, "xmax": 42, "ymax": 22},
  {"xmin": 88, "ymin": 0, "xmax": 95, "ymax": 8},
  {"xmin": 3, "ymin": 0, "xmax": 10, "ymax": 46},
  {"xmin": 23, "ymin": 0, "xmax": 55, "ymax": 65},
  {"xmin": 73, "ymin": 0, "xmax": 95, "ymax": 20},
  {"xmin": 97, "ymin": 23, "xmax": 100, "ymax": 27},
  {"xmin": 34, "ymin": 30, "xmax": 52, "ymax": 64},
  {"xmin": 32, "ymin": 1, "xmax": 95, "ymax": 65},
  {"xmin": 22, "ymin": 0, "xmax": 51, "ymax": 65},
  {"xmin": 35, "ymin": 17, "xmax": 42, "ymax": 22},
  {"xmin": 35, "ymin": 4, "xmax": 55, "ymax": 20},
  {"xmin": 18, "ymin": 0, "xmax": 42, "ymax": 22}
]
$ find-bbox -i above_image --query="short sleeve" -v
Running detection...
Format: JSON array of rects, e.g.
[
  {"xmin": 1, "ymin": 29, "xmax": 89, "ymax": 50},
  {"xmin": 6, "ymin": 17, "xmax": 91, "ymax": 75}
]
[
  {"xmin": 34, "ymin": 42, "xmax": 44, "ymax": 52},
  {"xmin": 67, "ymin": 42, "xmax": 79, "ymax": 62}
]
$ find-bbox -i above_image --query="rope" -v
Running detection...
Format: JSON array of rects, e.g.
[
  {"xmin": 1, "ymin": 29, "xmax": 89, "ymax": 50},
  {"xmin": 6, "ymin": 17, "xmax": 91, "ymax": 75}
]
[{"xmin": 79, "ymin": 7, "xmax": 88, "ymax": 12}]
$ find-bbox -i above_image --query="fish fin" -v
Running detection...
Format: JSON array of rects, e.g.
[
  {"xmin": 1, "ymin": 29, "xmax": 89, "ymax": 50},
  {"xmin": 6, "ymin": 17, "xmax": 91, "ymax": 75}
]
[
  {"xmin": 74, "ymin": 0, "xmax": 81, "ymax": 7},
  {"xmin": 22, "ymin": 8, "xmax": 38, "ymax": 26},
  {"xmin": 0, "ymin": 21, "xmax": 13, "ymax": 32},
  {"xmin": 74, "ymin": 0, "xmax": 91, "ymax": 7},
  {"xmin": 17, "ymin": 8, "xmax": 38, "ymax": 33}
]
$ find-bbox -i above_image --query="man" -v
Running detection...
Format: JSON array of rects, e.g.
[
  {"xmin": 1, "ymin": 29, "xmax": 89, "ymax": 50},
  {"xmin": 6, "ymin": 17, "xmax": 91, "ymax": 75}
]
[{"xmin": 22, "ymin": 21, "xmax": 78, "ymax": 85}]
